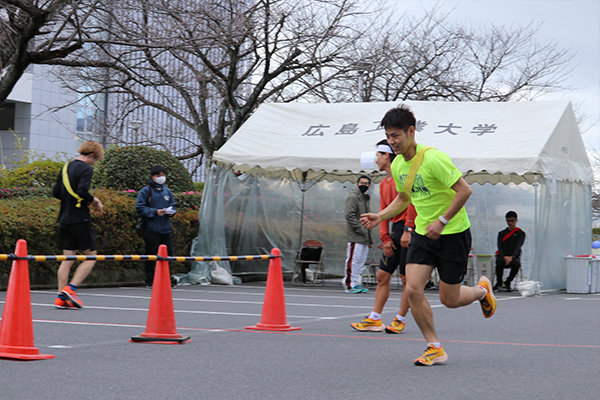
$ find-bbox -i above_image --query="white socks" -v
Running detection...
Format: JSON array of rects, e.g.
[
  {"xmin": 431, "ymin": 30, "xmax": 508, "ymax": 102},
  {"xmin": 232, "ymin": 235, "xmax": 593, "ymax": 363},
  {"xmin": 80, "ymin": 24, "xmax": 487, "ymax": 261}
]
[
  {"xmin": 369, "ymin": 311, "xmax": 382, "ymax": 320},
  {"xmin": 478, "ymin": 284, "xmax": 488, "ymax": 300},
  {"xmin": 369, "ymin": 311, "xmax": 407, "ymax": 322}
]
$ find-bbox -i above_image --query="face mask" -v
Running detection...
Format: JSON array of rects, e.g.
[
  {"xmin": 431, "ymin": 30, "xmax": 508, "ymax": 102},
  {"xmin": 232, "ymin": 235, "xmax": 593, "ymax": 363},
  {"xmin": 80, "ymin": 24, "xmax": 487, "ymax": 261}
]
[
  {"xmin": 358, "ymin": 185, "xmax": 369, "ymax": 193},
  {"xmin": 155, "ymin": 176, "xmax": 166, "ymax": 185}
]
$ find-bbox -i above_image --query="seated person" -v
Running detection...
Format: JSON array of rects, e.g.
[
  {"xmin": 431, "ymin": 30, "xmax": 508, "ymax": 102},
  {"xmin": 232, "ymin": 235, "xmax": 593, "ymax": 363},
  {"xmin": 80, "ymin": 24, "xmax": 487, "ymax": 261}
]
[{"xmin": 494, "ymin": 211, "xmax": 526, "ymax": 291}]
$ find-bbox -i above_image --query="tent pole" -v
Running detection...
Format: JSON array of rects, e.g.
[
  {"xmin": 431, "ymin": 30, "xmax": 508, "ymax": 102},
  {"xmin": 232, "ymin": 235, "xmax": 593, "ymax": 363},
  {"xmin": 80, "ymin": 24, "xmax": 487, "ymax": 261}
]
[
  {"xmin": 299, "ymin": 189, "xmax": 306, "ymax": 247},
  {"xmin": 534, "ymin": 176, "xmax": 538, "ymax": 224},
  {"xmin": 533, "ymin": 175, "xmax": 538, "ymax": 280},
  {"xmin": 296, "ymin": 171, "xmax": 324, "ymax": 248},
  {"xmin": 298, "ymin": 171, "xmax": 308, "ymax": 248}
]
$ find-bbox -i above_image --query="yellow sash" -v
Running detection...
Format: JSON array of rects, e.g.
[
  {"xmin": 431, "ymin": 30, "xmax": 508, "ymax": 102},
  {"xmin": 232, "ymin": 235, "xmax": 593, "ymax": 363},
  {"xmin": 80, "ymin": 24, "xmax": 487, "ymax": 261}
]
[
  {"xmin": 402, "ymin": 146, "xmax": 433, "ymax": 199},
  {"xmin": 62, "ymin": 163, "xmax": 83, "ymax": 208}
]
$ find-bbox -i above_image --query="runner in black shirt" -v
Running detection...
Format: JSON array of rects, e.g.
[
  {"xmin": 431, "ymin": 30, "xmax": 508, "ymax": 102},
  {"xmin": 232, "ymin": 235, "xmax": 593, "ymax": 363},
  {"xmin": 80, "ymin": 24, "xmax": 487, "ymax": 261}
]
[{"xmin": 51, "ymin": 141, "xmax": 104, "ymax": 309}]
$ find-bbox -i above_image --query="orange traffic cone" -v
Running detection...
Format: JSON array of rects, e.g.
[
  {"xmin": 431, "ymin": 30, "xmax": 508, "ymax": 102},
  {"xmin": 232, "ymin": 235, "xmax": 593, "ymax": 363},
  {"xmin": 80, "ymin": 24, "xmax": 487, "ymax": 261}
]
[
  {"xmin": 0, "ymin": 239, "xmax": 54, "ymax": 360},
  {"xmin": 130, "ymin": 245, "xmax": 191, "ymax": 344},
  {"xmin": 245, "ymin": 248, "xmax": 300, "ymax": 331}
]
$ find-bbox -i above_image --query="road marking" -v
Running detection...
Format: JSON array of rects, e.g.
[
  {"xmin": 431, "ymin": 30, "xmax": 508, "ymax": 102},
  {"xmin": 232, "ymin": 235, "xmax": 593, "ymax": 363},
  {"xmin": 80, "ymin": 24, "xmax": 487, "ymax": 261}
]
[
  {"xmin": 31, "ymin": 319, "xmax": 599, "ymax": 349},
  {"xmin": 27, "ymin": 303, "xmax": 342, "ymax": 319},
  {"xmin": 29, "ymin": 292, "xmax": 431, "ymax": 309},
  {"xmin": 233, "ymin": 330, "xmax": 600, "ymax": 348}
]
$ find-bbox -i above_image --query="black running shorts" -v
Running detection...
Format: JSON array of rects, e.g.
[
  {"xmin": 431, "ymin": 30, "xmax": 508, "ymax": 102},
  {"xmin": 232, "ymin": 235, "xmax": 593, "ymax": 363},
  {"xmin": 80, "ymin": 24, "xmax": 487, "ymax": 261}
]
[
  {"xmin": 379, "ymin": 221, "xmax": 409, "ymax": 275},
  {"xmin": 59, "ymin": 222, "xmax": 97, "ymax": 251},
  {"xmin": 406, "ymin": 228, "xmax": 472, "ymax": 285}
]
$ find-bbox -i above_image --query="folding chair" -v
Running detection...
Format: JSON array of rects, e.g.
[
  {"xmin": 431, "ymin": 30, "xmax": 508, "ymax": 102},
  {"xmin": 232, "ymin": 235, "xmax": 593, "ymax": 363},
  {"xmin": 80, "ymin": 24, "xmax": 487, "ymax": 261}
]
[
  {"xmin": 496, "ymin": 254, "xmax": 526, "ymax": 290},
  {"xmin": 362, "ymin": 248, "xmax": 403, "ymax": 289},
  {"xmin": 361, "ymin": 256, "xmax": 379, "ymax": 288},
  {"xmin": 291, "ymin": 240, "xmax": 325, "ymax": 286}
]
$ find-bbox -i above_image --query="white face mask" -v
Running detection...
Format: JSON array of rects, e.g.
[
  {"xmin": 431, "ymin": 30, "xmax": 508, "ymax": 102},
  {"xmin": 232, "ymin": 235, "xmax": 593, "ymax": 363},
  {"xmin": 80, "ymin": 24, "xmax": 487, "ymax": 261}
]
[{"xmin": 154, "ymin": 176, "xmax": 166, "ymax": 185}]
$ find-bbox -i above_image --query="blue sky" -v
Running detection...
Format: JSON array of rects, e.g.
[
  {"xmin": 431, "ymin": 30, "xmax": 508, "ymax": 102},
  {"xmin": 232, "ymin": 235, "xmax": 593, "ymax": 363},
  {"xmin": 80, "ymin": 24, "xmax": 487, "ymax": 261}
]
[{"xmin": 395, "ymin": 0, "xmax": 600, "ymax": 153}]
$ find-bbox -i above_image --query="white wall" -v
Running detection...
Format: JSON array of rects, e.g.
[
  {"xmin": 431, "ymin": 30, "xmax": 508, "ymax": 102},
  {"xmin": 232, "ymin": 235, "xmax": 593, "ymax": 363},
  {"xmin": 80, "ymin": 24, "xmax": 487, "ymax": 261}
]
[
  {"xmin": 2, "ymin": 65, "xmax": 81, "ymax": 165},
  {"xmin": 28, "ymin": 65, "xmax": 80, "ymax": 158}
]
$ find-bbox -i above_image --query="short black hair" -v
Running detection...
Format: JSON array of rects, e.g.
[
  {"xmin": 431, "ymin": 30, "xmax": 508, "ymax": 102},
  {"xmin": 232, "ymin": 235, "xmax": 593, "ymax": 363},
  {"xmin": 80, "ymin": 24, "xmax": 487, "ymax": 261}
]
[
  {"xmin": 380, "ymin": 104, "xmax": 416, "ymax": 132},
  {"xmin": 150, "ymin": 165, "xmax": 166, "ymax": 176},
  {"xmin": 505, "ymin": 211, "xmax": 518, "ymax": 219},
  {"xmin": 357, "ymin": 175, "xmax": 371, "ymax": 184},
  {"xmin": 376, "ymin": 139, "xmax": 396, "ymax": 162}
]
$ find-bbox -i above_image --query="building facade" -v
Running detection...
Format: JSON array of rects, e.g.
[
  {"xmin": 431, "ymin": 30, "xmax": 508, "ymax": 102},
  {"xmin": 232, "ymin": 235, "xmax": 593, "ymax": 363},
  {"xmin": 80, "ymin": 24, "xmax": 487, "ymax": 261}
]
[{"xmin": 1, "ymin": 64, "xmax": 102, "ymax": 168}]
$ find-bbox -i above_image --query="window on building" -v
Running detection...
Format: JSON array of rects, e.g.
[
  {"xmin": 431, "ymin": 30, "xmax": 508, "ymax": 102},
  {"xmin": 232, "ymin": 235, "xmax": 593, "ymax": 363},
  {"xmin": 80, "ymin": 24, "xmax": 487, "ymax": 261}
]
[
  {"xmin": 76, "ymin": 90, "xmax": 105, "ymax": 134},
  {"xmin": 0, "ymin": 103, "xmax": 16, "ymax": 130}
]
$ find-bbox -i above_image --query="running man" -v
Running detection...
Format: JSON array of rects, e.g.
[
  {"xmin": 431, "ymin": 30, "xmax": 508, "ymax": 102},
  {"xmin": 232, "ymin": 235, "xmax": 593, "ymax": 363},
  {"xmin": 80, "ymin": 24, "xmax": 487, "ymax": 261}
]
[
  {"xmin": 351, "ymin": 139, "xmax": 416, "ymax": 334},
  {"xmin": 52, "ymin": 140, "xmax": 104, "ymax": 309},
  {"xmin": 360, "ymin": 105, "xmax": 497, "ymax": 366}
]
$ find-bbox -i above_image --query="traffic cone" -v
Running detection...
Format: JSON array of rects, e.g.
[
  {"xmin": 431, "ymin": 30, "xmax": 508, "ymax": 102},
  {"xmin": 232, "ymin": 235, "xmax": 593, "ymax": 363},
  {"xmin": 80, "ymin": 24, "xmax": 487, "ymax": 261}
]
[
  {"xmin": 130, "ymin": 245, "xmax": 191, "ymax": 344},
  {"xmin": 245, "ymin": 248, "xmax": 301, "ymax": 331},
  {"xmin": 0, "ymin": 239, "xmax": 54, "ymax": 360}
]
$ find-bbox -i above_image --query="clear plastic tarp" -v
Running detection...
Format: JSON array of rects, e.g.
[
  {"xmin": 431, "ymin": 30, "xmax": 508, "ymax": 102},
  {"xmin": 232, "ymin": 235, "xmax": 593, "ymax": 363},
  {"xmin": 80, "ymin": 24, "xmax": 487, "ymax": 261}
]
[{"xmin": 185, "ymin": 164, "xmax": 591, "ymax": 290}]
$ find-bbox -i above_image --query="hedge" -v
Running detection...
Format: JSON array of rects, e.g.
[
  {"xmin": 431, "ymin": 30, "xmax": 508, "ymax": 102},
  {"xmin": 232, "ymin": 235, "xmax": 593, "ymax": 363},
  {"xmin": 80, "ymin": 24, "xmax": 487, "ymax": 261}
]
[
  {"xmin": 0, "ymin": 189, "xmax": 199, "ymax": 289},
  {"xmin": 0, "ymin": 159, "xmax": 64, "ymax": 188},
  {"xmin": 93, "ymin": 145, "xmax": 194, "ymax": 192}
]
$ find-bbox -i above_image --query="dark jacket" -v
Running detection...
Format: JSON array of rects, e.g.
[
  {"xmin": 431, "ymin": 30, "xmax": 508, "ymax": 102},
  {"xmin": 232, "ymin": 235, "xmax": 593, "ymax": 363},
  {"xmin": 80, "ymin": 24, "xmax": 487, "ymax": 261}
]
[
  {"xmin": 345, "ymin": 187, "xmax": 371, "ymax": 244},
  {"xmin": 136, "ymin": 181, "xmax": 176, "ymax": 234},
  {"xmin": 52, "ymin": 159, "xmax": 95, "ymax": 224},
  {"xmin": 497, "ymin": 227, "xmax": 526, "ymax": 259}
]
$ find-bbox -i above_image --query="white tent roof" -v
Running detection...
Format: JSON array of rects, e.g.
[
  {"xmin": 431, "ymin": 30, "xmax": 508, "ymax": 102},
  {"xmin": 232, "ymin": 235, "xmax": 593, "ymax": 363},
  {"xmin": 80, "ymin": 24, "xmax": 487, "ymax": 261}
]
[{"xmin": 213, "ymin": 101, "xmax": 592, "ymax": 184}]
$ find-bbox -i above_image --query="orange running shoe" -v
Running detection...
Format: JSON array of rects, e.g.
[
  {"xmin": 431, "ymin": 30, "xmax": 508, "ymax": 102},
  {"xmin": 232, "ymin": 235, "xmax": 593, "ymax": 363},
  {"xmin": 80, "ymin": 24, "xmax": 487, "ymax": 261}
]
[
  {"xmin": 478, "ymin": 276, "xmax": 496, "ymax": 318},
  {"xmin": 350, "ymin": 317, "xmax": 385, "ymax": 332},
  {"xmin": 54, "ymin": 297, "xmax": 76, "ymax": 309},
  {"xmin": 61, "ymin": 285, "xmax": 84, "ymax": 308},
  {"xmin": 414, "ymin": 345, "xmax": 448, "ymax": 366},
  {"xmin": 385, "ymin": 317, "xmax": 405, "ymax": 334}
]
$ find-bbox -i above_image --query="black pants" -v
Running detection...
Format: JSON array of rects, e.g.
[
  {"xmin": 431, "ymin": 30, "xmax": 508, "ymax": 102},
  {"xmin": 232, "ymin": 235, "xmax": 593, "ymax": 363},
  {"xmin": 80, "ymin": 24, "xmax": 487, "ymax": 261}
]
[
  {"xmin": 495, "ymin": 256, "xmax": 521, "ymax": 286},
  {"xmin": 143, "ymin": 231, "xmax": 174, "ymax": 285}
]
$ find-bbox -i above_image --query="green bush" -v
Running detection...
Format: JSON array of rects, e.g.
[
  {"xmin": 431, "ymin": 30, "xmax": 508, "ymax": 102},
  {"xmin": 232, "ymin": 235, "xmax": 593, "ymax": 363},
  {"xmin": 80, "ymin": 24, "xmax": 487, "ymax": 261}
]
[
  {"xmin": 93, "ymin": 146, "xmax": 194, "ymax": 192},
  {"xmin": 1, "ymin": 159, "xmax": 63, "ymax": 188},
  {"xmin": 0, "ymin": 187, "xmax": 52, "ymax": 199},
  {"xmin": 193, "ymin": 181, "xmax": 204, "ymax": 192},
  {"xmin": 173, "ymin": 190, "xmax": 203, "ymax": 210},
  {"xmin": 0, "ymin": 166, "xmax": 9, "ymax": 186},
  {"xmin": 0, "ymin": 189, "xmax": 199, "ymax": 289}
]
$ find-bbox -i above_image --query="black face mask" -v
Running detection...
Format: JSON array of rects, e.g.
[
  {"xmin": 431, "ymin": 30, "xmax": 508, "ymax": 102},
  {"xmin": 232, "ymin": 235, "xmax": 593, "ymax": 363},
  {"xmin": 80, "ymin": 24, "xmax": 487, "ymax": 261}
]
[{"xmin": 358, "ymin": 185, "xmax": 369, "ymax": 193}]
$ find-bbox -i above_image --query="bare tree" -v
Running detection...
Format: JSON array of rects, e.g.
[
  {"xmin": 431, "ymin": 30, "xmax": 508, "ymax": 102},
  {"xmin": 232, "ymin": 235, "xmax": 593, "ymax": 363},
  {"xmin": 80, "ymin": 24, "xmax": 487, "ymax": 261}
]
[
  {"xmin": 51, "ymin": 0, "xmax": 370, "ymax": 174},
  {"xmin": 0, "ymin": 0, "xmax": 101, "ymax": 102},
  {"xmin": 288, "ymin": 9, "xmax": 573, "ymax": 103},
  {"xmin": 39, "ymin": 1, "xmax": 573, "ymax": 176}
]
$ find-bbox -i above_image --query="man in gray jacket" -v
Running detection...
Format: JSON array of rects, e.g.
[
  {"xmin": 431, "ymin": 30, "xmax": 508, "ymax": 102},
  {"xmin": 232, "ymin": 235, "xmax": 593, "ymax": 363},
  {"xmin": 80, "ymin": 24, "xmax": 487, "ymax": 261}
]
[{"xmin": 343, "ymin": 175, "xmax": 372, "ymax": 293}]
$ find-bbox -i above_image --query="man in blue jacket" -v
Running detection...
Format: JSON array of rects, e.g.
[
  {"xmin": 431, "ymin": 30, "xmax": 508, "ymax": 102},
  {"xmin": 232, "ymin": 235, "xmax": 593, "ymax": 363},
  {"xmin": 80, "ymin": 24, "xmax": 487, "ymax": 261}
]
[{"xmin": 136, "ymin": 166, "xmax": 177, "ymax": 287}]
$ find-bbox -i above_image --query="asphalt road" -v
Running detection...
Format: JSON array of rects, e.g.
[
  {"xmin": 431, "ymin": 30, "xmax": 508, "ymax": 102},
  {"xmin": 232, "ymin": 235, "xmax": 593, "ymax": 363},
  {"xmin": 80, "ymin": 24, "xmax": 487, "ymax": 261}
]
[{"xmin": 1, "ymin": 282, "xmax": 599, "ymax": 400}]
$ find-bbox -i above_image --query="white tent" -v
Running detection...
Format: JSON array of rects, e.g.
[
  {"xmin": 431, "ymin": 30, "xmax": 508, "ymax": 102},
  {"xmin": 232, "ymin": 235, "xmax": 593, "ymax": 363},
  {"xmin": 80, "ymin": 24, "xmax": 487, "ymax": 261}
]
[
  {"xmin": 189, "ymin": 101, "xmax": 592, "ymax": 290},
  {"xmin": 214, "ymin": 101, "xmax": 592, "ymax": 185}
]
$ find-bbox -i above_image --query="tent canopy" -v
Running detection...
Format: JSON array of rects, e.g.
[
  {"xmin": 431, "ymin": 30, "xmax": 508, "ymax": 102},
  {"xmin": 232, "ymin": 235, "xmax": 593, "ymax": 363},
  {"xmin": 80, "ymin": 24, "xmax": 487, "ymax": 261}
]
[
  {"xmin": 201, "ymin": 100, "xmax": 592, "ymax": 290},
  {"xmin": 213, "ymin": 101, "xmax": 592, "ymax": 185}
]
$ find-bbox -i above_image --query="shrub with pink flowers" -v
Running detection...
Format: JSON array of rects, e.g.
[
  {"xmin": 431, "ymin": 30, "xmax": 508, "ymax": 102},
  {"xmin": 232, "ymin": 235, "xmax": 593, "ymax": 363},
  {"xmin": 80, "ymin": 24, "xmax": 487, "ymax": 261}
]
[
  {"xmin": 0, "ymin": 148, "xmax": 202, "ymax": 289},
  {"xmin": 0, "ymin": 187, "xmax": 52, "ymax": 199},
  {"xmin": 0, "ymin": 189, "xmax": 200, "ymax": 289}
]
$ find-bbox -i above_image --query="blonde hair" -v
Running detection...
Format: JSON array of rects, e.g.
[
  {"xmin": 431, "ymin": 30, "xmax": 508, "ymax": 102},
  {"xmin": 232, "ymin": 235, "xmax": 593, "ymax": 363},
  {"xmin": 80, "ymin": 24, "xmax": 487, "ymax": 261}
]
[{"xmin": 78, "ymin": 140, "xmax": 104, "ymax": 160}]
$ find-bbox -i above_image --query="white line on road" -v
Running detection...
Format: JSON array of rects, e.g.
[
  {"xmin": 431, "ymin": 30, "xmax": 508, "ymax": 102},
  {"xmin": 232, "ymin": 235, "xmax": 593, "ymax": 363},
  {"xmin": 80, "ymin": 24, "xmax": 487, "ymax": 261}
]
[{"xmin": 27, "ymin": 302, "xmax": 341, "ymax": 319}]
